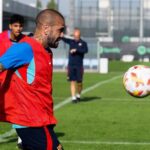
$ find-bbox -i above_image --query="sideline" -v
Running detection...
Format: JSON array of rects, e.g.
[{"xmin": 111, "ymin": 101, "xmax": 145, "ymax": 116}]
[{"xmin": 0, "ymin": 75, "xmax": 121, "ymax": 142}]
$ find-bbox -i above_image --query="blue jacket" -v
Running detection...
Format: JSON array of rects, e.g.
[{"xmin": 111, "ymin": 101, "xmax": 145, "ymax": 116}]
[{"xmin": 62, "ymin": 37, "xmax": 88, "ymax": 67}]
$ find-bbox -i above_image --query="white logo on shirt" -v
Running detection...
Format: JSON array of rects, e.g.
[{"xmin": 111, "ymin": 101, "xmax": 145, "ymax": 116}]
[{"xmin": 79, "ymin": 43, "xmax": 82, "ymax": 46}]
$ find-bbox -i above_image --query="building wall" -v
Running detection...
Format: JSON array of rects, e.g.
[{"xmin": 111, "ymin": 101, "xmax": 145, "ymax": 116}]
[
  {"xmin": 75, "ymin": 0, "xmax": 150, "ymax": 40},
  {"xmin": 3, "ymin": 0, "xmax": 40, "ymax": 32}
]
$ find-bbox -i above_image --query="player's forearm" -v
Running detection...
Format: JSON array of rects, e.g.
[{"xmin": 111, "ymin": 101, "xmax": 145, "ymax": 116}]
[
  {"xmin": 76, "ymin": 46, "xmax": 88, "ymax": 54},
  {"xmin": 0, "ymin": 63, "xmax": 5, "ymax": 72}
]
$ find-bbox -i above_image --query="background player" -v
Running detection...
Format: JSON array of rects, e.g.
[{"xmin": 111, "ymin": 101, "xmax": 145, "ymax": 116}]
[
  {"xmin": 0, "ymin": 14, "xmax": 24, "ymax": 45},
  {"xmin": 0, "ymin": 14, "xmax": 25, "ymax": 149},
  {"xmin": 62, "ymin": 28, "xmax": 88, "ymax": 103}
]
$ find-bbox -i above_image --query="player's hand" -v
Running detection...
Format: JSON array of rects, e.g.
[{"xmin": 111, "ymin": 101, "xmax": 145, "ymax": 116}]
[
  {"xmin": 57, "ymin": 144, "xmax": 64, "ymax": 150},
  {"xmin": 70, "ymin": 49, "xmax": 76, "ymax": 54}
]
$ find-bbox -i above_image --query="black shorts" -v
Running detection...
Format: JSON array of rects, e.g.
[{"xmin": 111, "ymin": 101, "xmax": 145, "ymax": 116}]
[
  {"xmin": 67, "ymin": 66, "xmax": 83, "ymax": 82},
  {"xmin": 16, "ymin": 125, "xmax": 61, "ymax": 150}
]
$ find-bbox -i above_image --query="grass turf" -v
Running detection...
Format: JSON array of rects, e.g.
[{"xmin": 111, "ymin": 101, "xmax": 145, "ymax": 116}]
[{"xmin": 0, "ymin": 61, "xmax": 150, "ymax": 150}]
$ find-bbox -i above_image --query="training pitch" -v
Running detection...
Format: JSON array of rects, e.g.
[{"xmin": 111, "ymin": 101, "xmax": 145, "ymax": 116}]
[{"xmin": 0, "ymin": 61, "xmax": 150, "ymax": 150}]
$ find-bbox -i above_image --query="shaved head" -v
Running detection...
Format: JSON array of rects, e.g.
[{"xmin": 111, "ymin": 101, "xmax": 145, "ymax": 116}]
[
  {"xmin": 73, "ymin": 28, "xmax": 81, "ymax": 41},
  {"xmin": 36, "ymin": 9, "xmax": 64, "ymax": 28},
  {"xmin": 34, "ymin": 9, "xmax": 65, "ymax": 48}
]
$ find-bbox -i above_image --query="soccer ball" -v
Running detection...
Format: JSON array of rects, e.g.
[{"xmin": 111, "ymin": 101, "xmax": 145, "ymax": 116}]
[{"xmin": 123, "ymin": 65, "xmax": 150, "ymax": 98}]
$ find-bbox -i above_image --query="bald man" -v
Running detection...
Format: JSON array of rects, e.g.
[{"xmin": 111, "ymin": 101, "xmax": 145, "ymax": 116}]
[
  {"xmin": 62, "ymin": 28, "xmax": 88, "ymax": 103},
  {"xmin": 0, "ymin": 9, "xmax": 65, "ymax": 150}
]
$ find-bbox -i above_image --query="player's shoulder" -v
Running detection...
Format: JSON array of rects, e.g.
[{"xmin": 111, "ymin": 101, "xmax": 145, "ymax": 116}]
[
  {"xmin": 80, "ymin": 39, "xmax": 87, "ymax": 45},
  {"xmin": 0, "ymin": 30, "xmax": 9, "ymax": 40},
  {"xmin": 20, "ymin": 36, "xmax": 40, "ymax": 47},
  {"xmin": 11, "ymin": 41, "xmax": 32, "ymax": 52},
  {"xmin": 0, "ymin": 30, "xmax": 8, "ymax": 35}
]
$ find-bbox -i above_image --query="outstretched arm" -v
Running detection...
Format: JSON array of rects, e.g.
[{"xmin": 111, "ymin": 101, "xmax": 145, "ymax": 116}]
[{"xmin": 61, "ymin": 36, "xmax": 72, "ymax": 44}]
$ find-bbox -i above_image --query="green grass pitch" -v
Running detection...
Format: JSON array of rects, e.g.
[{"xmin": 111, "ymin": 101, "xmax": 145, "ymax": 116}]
[{"xmin": 0, "ymin": 61, "xmax": 150, "ymax": 150}]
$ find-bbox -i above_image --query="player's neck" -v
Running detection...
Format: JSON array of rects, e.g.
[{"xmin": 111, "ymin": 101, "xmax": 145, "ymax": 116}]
[
  {"xmin": 10, "ymin": 32, "xmax": 19, "ymax": 41},
  {"xmin": 33, "ymin": 29, "xmax": 49, "ymax": 48},
  {"xmin": 33, "ymin": 33, "xmax": 48, "ymax": 48}
]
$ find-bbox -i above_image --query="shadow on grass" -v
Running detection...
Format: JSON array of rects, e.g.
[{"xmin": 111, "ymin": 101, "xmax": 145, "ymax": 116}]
[
  {"xmin": 80, "ymin": 96, "xmax": 101, "ymax": 102},
  {"xmin": 56, "ymin": 132, "xmax": 65, "ymax": 138},
  {"xmin": 0, "ymin": 136, "xmax": 17, "ymax": 144}
]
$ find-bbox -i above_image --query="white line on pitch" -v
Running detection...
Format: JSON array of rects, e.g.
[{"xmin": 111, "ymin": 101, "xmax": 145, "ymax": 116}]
[
  {"xmin": 54, "ymin": 75, "xmax": 121, "ymax": 110},
  {"xmin": 101, "ymin": 98, "xmax": 150, "ymax": 101},
  {"xmin": 61, "ymin": 140, "xmax": 150, "ymax": 145},
  {"xmin": 0, "ymin": 129, "xmax": 16, "ymax": 142}
]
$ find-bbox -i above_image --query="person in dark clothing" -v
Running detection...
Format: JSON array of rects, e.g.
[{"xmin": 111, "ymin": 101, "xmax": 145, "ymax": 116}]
[{"xmin": 62, "ymin": 28, "xmax": 88, "ymax": 103}]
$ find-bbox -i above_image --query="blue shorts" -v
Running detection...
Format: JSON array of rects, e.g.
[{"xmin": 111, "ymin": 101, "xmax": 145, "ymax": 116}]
[
  {"xmin": 67, "ymin": 66, "xmax": 83, "ymax": 82},
  {"xmin": 16, "ymin": 125, "xmax": 62, "ymax": 150}
]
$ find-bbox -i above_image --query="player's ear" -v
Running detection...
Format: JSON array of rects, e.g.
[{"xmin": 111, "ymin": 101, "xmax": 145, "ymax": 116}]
[
  {"xmin": 42, "ymin": 25, "xmax": 49, "ymax": 36},
  {"xmin": 9, "ymin": 24, "xmax": 12, "ymax": 30}
]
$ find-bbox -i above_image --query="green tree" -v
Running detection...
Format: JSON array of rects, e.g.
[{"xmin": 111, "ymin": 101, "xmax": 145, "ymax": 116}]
[
  {"xmin": 36, "ymin": 0, "xmax": 42, "ymax": 9},
  {"xmin": 47, "ymin": 0, "xmax": 57, "ymax": 10}
]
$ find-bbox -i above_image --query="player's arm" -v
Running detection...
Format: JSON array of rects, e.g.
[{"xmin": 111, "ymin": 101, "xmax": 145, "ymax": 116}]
[
  {"xmin": 0, "ymin": 42, "xmax": 33, "ymax": 72},
  {"xmin": 61, "ymin": 36, "xmax": 72, "ymax": 44}
]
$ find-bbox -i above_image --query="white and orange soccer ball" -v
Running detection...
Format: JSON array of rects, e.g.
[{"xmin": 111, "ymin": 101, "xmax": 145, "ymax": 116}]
[{"xmin": 123, "ymin": 65, "xmax": 150, "ymax": 98}]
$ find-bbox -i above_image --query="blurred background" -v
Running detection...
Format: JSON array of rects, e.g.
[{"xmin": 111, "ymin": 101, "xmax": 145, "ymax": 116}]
[{"xmin": 1, "ymin": 0, "xmax": 150, "ymax": 71}]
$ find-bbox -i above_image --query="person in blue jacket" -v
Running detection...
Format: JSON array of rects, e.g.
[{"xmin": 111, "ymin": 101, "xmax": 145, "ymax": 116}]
[{"xmin": 62, "ymin": 28, "xmax": 88, "ymax": 103}]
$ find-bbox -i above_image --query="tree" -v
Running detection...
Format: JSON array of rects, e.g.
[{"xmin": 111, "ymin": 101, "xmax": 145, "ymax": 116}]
[
  {"xmin": 47, "ymin": 0, "xmax": 57, "ymax": 10},
  {"xmin": 36, "ymin": 0, "xmax": 42, "ymax": 9}
]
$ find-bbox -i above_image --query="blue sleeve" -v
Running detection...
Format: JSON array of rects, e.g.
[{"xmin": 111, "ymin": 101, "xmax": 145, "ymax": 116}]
[{"xmin": 0, "ymin": 42, "xmax": 33, "ymax": 69}]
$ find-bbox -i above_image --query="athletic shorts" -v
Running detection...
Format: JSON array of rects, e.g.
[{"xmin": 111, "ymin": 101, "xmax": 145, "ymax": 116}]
[
  {"xmin": 16, "ymin": 125, "xmax": 62, "ymax": 150},
  {"xmin": 67, "ymin": 66, "xmax": 83, "ymax": 82}
]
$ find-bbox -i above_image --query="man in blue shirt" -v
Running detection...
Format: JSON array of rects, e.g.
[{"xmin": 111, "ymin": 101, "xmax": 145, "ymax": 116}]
[{"xmin": 62, "ymin": 28, "xmax": 88, "ymax": 103}]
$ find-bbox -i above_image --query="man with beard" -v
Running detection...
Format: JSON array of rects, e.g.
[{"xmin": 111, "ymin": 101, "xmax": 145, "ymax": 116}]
[{"xmin": 0, "ymin": 9, "xmax": 65, "ymax": 150}]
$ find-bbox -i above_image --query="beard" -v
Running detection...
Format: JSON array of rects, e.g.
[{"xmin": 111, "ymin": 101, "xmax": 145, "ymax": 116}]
[{"xmin": 47, "ymin": 36, "xmax": 59, "ymax": 48}]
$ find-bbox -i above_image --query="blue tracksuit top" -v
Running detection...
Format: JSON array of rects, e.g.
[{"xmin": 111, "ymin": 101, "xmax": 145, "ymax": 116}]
[{"xmin": 62, "ymin": 37, "xmax": 88, "ymax": 67}]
